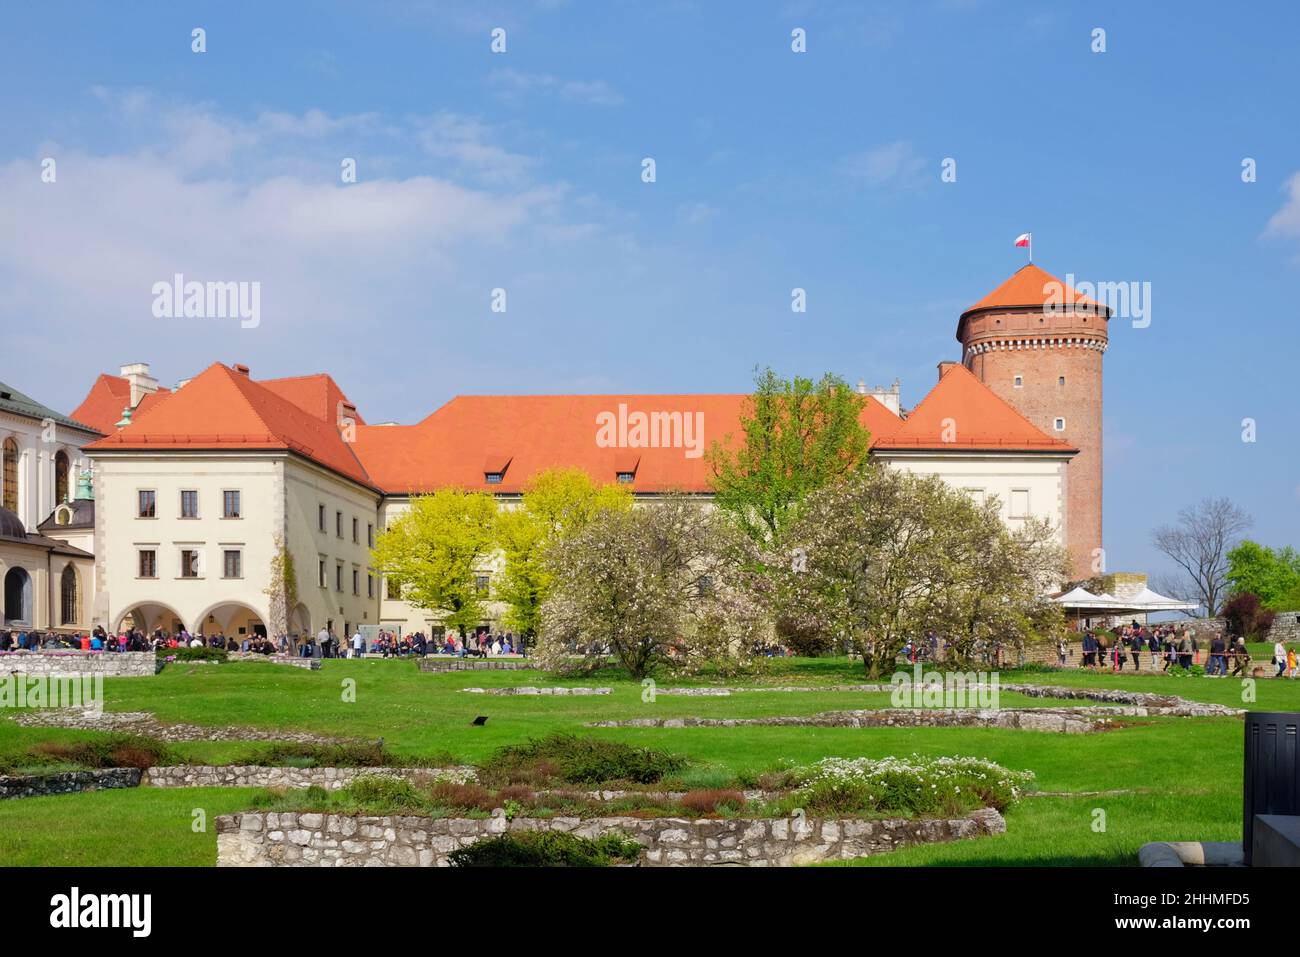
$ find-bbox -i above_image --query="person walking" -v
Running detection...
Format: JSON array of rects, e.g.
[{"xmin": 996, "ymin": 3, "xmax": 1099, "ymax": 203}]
[
  {"xmin": 1274, "ymin": 639, "xmax": 1287, "ymax": 678},
  {"xmin": 352, "ymin": 629, "xmax": 364, "ymax": 659}
]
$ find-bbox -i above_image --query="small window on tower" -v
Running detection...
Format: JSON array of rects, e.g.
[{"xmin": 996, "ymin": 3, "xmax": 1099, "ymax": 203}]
[
  {"xmin": 1058, "ymin": 376, "xmax": 1066, "ymax": 387},
  {"xmin": 1054, "ymin": 417, "xmax": 1066, "ymax": 431},
  {"xmin": 1013, "ymin": 375, "xmax": 1023, "ymax": 388}
]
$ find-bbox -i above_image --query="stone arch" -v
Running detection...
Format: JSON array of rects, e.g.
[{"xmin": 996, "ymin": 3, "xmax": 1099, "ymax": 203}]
[
  {"xmin": 290, "ymin": 602, "xmax": 312, "ymax": 639},
  {"xmin": 115, "ymin": 601, "xmax": 187, "ymax": 636},
  {"xmin": 192, "ymin": 600, "xmax": 267, "ymax": 640}
]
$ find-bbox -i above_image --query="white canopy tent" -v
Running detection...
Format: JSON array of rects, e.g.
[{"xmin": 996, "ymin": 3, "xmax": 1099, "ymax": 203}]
[{"xmin": 1052, "ymin": 586, "xmax": 1200, "ymax": 616}]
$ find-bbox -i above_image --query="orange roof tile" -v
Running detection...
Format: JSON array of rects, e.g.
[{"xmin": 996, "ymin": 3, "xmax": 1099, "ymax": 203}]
[
  {"xmin": 69, "ymin": 374, "xmax": 130, "ymax": 435},
  {"xmin": 961, "ymin": 263, "xmax": 1103, "ymax": 318},
  {"xmin": 85, "ymin": 363, "xmax": 376, "ymax": 488},
  {"xmin": 261, "ymin": 373, "xmax": 366, "ymax": 426},
  {"xmin": 353, "ymin": 393, "xmax": 904, "ymax": 495},
  {"xmin": 872, "ymin": 363, "xmax": 1076, "ymax": 453}
]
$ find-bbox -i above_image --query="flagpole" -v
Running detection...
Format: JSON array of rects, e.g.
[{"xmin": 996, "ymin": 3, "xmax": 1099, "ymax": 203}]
[{"xmin": 1028, "ymin": 234, "xmax": 1033, "ymax": 264}]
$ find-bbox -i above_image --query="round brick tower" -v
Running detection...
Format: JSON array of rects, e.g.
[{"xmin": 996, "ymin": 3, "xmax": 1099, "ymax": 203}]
[{"xmin": 956, "ymin": 263, "xmax": 1109, "ymax": 580}]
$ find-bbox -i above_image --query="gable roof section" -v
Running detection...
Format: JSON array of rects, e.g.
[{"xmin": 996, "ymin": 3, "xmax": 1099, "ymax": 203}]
[
  {"xmin": 872, "ymin": 363, "xmax": 1076, "ymax": 454},
  {"xmin": 1, "ymin": 379, "xmax": 98, "ymax": 434},
  {"xmin": 85, "ymin": 363, "xmax": 376, "ymax": 489},
  {"xmin": 261, "ymin": 373, "xmax": 366, "ymax": 426},
  {"xmin": 70, "ymin": 374, "xmax": 173, "ymax": 434}
]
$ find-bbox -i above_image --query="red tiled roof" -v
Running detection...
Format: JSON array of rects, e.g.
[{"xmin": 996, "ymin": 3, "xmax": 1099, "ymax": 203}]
[
  {"xmin": 872, "ymin": 363, "xmax": 1076, "ymax": 453},
  {"xmin": 261, "ymin": 373, "xmax": 366, "ymax": 426},
  {"xmin": 78, "ymin": 360, "xmax": 1073, "ymax": 494},
  {"xmin": 961, "ymin": 263, "xmax": 1102, "ymax": 317},
  {"xmin": 70, "ymin": 374, "xmax": 174, "ymax": 435},
  {"xmin": 354, "ymin": 393, "xmax": 905, "ymax": 495},
  {"xmin": 85, "ymin": 363, "xmax": 376, "ymax": 488}
]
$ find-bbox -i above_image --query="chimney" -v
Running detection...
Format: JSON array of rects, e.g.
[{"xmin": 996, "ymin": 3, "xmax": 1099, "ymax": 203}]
[
  {"xmin": 865, "ymin": 378, "xmax": 902, "ymax": 416},
  {"xmin": 937, "ymin": 361, "xmax": 958, "ymax": 382},
  {"xmin": 856, "ymin": 380, "xmax": 867, "ymax": 395},
  {"xmin": 119, "ymin": 362, "xmax": 159, "ymax": 408},
  {"xmin": 232, "ymin": 363, "xmax": 251, "ymax": 377}
]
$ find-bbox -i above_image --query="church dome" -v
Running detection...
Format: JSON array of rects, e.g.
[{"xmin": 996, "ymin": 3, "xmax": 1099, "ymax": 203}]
[{"xmin": 0, "ymin": 507, "xmax": 26, "ymax": 540}]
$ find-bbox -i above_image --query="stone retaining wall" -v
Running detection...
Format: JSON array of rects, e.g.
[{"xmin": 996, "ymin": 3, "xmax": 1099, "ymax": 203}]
[
  {"xmin": 0, "ymin": 651, "xmax": 156, "ymax": 677},
  {"xmin": 461, "ymin": 686, "xmax": 609, "ymax": 696},
  {"xmin": 223, "ymin": 653, "xmax": 320, "ymax": 670},
  {"xmin": 0, "ymin": 767, "xmax": 143, "ymax": 799},
  {"xmin": 142, "ymin": 765, "xmax": 476, "ymax": 789},
  {"xmin": 417, "ymin": 657, "xmax": 536, "ymax": 672},
  {"xmin": 216, "ymin": 807, "xmax": 1005, "ymax": 867}
]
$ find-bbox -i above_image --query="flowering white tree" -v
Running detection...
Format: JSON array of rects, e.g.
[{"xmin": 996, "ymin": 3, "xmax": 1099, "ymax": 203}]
[
  {"xmin": 770, "ymin": 467, "xmax": 1067, "ymax": 677},
  {"xmin": 536, "ymin": 496, "xmax": 768, "ymax": 678}
]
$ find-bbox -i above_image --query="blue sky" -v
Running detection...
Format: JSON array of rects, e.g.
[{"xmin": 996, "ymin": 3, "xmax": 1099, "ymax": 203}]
[{"xmin": 1, "ymin": 0, "xmax": 1297, "ymax": 581}]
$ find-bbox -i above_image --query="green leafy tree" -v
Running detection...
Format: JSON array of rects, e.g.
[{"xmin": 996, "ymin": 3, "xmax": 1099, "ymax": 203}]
[
  {"xmin": 1226, "ymin": 540, "xmax": 1300, "ymax": 609},
  {"xmin": 708, "ymin": 368, "xmax": 871, "ymax": 544},
  {"xmin": 495, "ymin": 468, "xmax": 632, "ymax": 637},
  {"xmin": 371, "ymin": 489, "xmax": 497, "ymax": 637}
]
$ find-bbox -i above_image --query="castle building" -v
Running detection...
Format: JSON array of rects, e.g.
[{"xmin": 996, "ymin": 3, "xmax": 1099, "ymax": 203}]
[{"xmin": 68, "ymin": 265, "xmax": 1102, "ymax": 639}]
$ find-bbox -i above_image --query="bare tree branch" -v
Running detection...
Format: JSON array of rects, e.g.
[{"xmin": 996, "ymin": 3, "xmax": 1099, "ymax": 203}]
[{"xmin": 1151, "ymin": 498, "xmax": 1252, "ymax": 616}]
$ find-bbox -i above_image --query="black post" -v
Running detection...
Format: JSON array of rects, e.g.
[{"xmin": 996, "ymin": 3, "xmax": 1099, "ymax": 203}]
[{"xmin": 1243, "ymin": 711, "xmax": 1300, "ymax": 866}]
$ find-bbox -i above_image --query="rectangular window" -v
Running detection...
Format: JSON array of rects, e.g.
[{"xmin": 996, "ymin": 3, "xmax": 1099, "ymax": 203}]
[
  {"xmin": 138, "ymin": 490, "xmax": 156, "ymax": 518},
  {"xmin": 318, "ymin": 559, "xmax": 327, "ymax": 588},
  {"xmin": 138, "ymin": 549, "xmax": 157, "ymax": 578},
  {"xmin": 336, "ymin": 564, "xmax": 344, "ymax": 591},
  {"xmin": 367, "ymin": 574, "xmax": 374, "ymax": 599},
  {"xmin": 352, "ymin": 516, "xmax": 359, "ymax": 543},
  {"xmin": 180, "ymin": 489, "xmax": 198, "ymax": 518},
  {"xmin": 318, "ymin": 504, "xmax": 326, "ymax": 531},
  {"xmin": 223, "ymin": 490, "xmax": 241, "ymax": 518},
  {"xmin": 1058, "ymin": 376, "xmax": 1066, "ymax": 387},
  {"xmin": 1053, "ymin": 417, "xmax": 1066, "ymax": 431},
  {"xmin": 1009, "ymin": 489, "xmax": 1031, "ymax": 519},
  {"xmin": 1013, "ymin": 375, "xmax": 1023, "ymax": 389},
  {"xmin": 485, "ymin": 473, "xmax": 503, "ymax": 485},
  {"xmin": 180, "ymin": 549, "xmax": 200, "ymax": 578},
  {"xmin": 223, "ymin": 549, "xmax": 242, "ymax": 579},
  {"xmin": 336, "ymin": 511, "xmax": 343, "ymax": 538},
  {"xmin": 475, "ymin": 575, "xmax": 490, "ymax": 594},
  {"xmin": 616, "ymin": 472, "xmax": 635, "ymax": 484},
  {"xmin": 352, "ymin": 569, "xmax": 359, "ymax": 595},
  {"xmin": 367, "ymin": 523, "xmax": 374, "ymax": 548}
]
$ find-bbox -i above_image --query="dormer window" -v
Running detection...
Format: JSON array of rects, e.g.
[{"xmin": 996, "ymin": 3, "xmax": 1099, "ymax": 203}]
[
  {"xmin": 483, "ymin": 452, "xmax": 511, "ymax": 486},
  {"xmin": 614, "ymin": 452, "xmax": 639, "ymax": 485}
]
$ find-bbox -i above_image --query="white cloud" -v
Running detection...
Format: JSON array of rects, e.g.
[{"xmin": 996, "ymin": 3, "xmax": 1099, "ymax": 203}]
[
  {"xmin": 1264, "ymin": 171, "xmax": 1300, "ymax": 240},
  {"xmin": 488, "ymin": 68, "xmax": 623, "ymax": 106},
  {"xmin": 840, "ymin": 140, "xmax": 928, "ymax": 189}
]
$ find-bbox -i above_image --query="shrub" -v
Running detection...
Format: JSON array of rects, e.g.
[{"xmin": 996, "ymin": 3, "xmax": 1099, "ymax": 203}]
[
  {"xmin": 429, "ymin": 781, "xmax": 497, "ymax": 812},
  {"xmin": 158, "ymin": 646, "xmax": 228, "ymax": 663},
  {"xmin": 448, "ymin": 831, "xmax": 642, "ymax": 867},
  {"xmin": 679, "ymin": 789, "xmax": 746, "ymax": 815},
  {"xmin": 1223, "ymin": 592, "xmax": 1276, "ymax": 640},
  {"xmin": 237, "ymin": 741, "xmax": 405, "ymax": 768},
  {"xmin": 479, "ymin": 734, "xmax": 686, "ymax": 786},
  {"xmin": 25, "ymin": 734, "xmax": 172, "ymax": 770},
  {"xmin": 344, "ymin": 775, "xmax": 427, "ymax": 810},
  {"xmin": 776, "ymin": 754, "xmax": 1034, "ymax": 817}
]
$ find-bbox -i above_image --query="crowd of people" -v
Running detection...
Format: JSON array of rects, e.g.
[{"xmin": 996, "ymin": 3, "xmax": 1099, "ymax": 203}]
[
  {"xmin": 292, "ymin": 626, "xmax": 530, "ymax": 660},
  {"xmin": 1068, "ymin": 622, "xmax": 1297, "ymax": 677}
]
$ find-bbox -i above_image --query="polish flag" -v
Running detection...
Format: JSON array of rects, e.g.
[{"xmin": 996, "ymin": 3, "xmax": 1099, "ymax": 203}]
[{"xmin": 1014, "ymin": 233, "xmax": 1031, "ymax": 247}]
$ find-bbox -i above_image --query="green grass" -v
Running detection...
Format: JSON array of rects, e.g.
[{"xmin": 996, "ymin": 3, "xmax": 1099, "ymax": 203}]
[{"xmin": 1, "ymin": 656, "xmax": 1297, "ymax": 866}]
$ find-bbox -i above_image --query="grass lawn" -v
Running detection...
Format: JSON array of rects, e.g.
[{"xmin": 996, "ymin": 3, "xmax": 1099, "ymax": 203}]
[{"xmin": 1, "ymin": 656, "xmax": 1296, "ymax": 866}]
